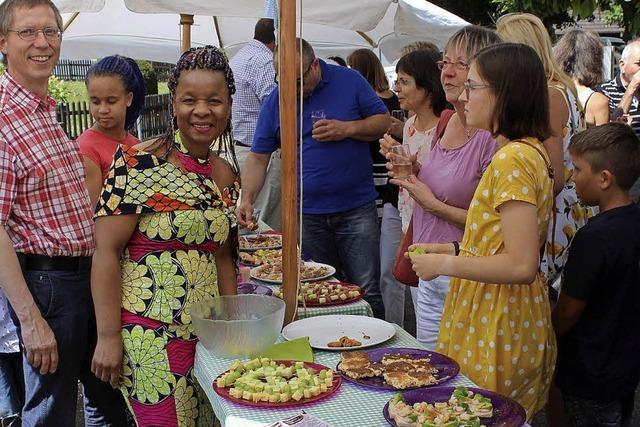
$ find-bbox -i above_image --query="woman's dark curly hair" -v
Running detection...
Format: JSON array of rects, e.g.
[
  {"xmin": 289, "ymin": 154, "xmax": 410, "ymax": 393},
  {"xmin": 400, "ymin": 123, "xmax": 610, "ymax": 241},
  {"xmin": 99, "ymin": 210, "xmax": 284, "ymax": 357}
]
[{"xmin": 163, "ymin": 45, "xmax": 239, "ymax": 174}]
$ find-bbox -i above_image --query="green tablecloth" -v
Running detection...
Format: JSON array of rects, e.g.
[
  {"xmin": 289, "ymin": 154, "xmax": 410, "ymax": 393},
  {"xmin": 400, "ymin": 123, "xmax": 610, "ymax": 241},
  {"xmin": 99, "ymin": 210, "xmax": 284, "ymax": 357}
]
[
  {"xmin": 194, "ymin": 325, "xmax": 476, "ymax": 427},
  {"xmin": 257, "ymin": 282, "xmax": 374, "ymax": 319}
]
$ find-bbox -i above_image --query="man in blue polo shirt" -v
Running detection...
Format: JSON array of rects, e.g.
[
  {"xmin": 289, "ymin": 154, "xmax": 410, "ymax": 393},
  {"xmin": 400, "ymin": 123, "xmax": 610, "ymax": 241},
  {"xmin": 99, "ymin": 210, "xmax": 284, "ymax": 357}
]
[{"xmin": 238, "ymin": 39, "xmax": 389, "ymax": 318}]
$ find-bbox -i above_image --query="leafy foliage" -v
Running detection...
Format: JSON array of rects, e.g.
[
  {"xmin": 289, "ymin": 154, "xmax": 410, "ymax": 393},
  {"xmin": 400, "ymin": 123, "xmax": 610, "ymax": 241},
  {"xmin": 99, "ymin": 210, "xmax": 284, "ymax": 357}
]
[
  {"xmin": 0, "ymin": 62, "xmax": 77, "ymax": 102},
  {"xmin": 435, "ymin": 0, "xmax": 639, "ymax": 41},
  {"xmin": 137, "ymin": 60, "xmax": 158, "ymax": 95},
  {"xmin": 491, "ymin": 0, "xmax": 640, "ymax": 40}
]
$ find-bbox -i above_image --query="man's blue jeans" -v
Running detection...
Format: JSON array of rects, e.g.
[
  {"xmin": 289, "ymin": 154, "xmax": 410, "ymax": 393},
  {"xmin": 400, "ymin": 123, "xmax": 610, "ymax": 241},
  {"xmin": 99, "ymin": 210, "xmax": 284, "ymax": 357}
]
[
  {"xmin": 12, "ymin": 268, "xmax": 128, "ymax": 427},
  {"xmin": 302, "ymin": 201, "xmax": 385, "ymax": 318}
]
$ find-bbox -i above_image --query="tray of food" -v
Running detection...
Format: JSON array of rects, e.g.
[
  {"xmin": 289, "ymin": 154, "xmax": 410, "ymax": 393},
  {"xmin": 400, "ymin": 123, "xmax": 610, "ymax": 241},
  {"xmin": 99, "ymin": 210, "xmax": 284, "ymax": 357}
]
[
  {"xmin": 282, "ymin": 315, "xmax": 395, "ymax": 350},
  {"xmin": 213, "ymin": 357, "xmax": 341, "ymax": 408},
  {"xmin": 272, "ymin": 280, "xmax": 363, "ymax": 307},
  {"xmin": 336, "ymin": 347, "xmax": 459, "ymax": 390},
  {"xmin": 239, "ymin": 234, "xmax": 282, "ymax": 251},
  {"xmin": 251, "ymin": 262, "xmax": 335, "ymax": 284},
  {"xmin": 239, "ymin": 249, "xmax": 283, "ymax": 267},
  {"xmin": 383, "ymin": 386, "xmax": 526, "ymax": 427}
]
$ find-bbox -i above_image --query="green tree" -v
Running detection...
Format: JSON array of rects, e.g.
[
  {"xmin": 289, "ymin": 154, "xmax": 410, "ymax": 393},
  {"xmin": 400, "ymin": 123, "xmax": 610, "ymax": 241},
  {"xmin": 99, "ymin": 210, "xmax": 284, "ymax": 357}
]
[
  {"xmin": 491, "ymin": 0, "xmax": 640, "ymax": 40},
  {"xmin": 136, "ymin": 60, "xmax": 158, "ymax": 95}
]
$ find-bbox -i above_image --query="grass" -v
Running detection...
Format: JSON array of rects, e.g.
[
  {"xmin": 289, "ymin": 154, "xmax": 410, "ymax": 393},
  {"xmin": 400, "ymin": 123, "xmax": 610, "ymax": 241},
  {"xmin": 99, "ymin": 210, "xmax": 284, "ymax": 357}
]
[{"xmin": 63, "ymin": 80, "xmax": 169, "ymax": 103}]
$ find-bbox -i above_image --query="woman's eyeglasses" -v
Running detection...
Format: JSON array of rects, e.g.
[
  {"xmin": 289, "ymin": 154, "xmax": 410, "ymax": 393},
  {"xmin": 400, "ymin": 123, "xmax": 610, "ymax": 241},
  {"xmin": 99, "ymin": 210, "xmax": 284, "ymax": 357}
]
[
  {"xmin": 437, "ymin": 60, "xmax": 470, "ymax": 71},
  {"xmin": 463, "ymin": 80, "xmax": 492, "ymax": 98}
]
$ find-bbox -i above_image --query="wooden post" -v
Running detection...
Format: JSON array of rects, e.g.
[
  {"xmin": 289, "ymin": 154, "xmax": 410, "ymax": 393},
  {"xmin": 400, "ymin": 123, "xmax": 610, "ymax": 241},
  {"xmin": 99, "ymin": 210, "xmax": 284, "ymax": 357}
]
[
  {"xmin": 180, "ymin": 14, "xmax": 194, "ymax": 53},
  {"xmin": 279, "ymin": 0, "xmax": 299, "ymax": 325}
]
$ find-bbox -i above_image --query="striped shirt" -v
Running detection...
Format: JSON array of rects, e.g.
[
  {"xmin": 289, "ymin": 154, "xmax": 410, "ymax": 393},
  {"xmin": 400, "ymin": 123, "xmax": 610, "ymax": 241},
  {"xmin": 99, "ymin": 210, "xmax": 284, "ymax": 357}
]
[
  {"xmin": 0, "ymin": 72, "xmax": 95, "ymax": 256},
  {"xmin": 597, "ymin": 74, "xmax": 640, "ymax": 136},
  {"xmin": 230, "ymin": 39, "xmax": 277, "ymax": 147}
]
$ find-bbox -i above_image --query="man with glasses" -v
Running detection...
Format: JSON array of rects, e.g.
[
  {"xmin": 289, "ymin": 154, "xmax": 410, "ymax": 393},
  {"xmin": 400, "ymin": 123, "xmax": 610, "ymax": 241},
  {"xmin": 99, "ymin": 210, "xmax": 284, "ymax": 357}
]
[
  {"xmin": 0, "ymin": 1, "xmax": 126, "ymax": 425},
  {"xmin": 238, "ymin": 38, "xmax": 390, "ymax": 319},
  {"xmin": 230, "ymin": 18, "xmax": 282, "ymax": 230}
]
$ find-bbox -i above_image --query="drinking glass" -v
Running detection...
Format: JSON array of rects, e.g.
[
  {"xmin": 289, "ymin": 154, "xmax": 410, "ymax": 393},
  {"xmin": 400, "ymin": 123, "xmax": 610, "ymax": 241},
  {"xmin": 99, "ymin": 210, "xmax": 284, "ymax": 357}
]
[
  {"xmin": 251, "ymin": 208, "xmax": 262, "ymax": 233},
  {"xmin": 390, "ymin": 145, "xmax": 412, "ymax": 179},
  {"xmin": 311, "ymin": 110, "xmax": 326, "ymax": 126},
  {"xmin": 391, "ymin": 109, "xmax": 406, "ymax": 121}
]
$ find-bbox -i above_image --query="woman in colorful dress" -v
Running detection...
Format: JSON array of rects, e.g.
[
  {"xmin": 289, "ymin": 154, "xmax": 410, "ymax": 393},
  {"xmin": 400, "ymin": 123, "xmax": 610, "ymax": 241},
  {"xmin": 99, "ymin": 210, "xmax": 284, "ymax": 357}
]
[
  {"xmin": 409, "ymin": 43, "xmax": 557, "ymax": 420},
  {"xmin": 496, "ymin": 13, "xmax": 591, "ymax": 290},
  {"xmin": 90, "ymin": 46, "xmax": 239, "ymax": 426},
  {"xmin": 78, "ymin": 55, "xmax": 146, "ymax": 206}
]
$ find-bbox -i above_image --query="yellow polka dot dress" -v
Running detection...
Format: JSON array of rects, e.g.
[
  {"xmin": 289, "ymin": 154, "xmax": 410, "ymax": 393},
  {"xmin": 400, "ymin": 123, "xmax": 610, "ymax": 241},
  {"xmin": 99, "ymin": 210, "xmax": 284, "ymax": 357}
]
[{"xmin": 437, "ymin": 138, "xmax": 557, "ymax": 419}]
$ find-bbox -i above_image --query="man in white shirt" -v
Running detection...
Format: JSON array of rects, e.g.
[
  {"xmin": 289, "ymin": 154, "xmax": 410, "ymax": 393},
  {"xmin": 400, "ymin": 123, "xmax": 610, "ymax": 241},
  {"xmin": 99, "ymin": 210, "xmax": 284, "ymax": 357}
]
[{"xmin": 230, "ymin": 18, "xmax": 281, "ymax": 229}]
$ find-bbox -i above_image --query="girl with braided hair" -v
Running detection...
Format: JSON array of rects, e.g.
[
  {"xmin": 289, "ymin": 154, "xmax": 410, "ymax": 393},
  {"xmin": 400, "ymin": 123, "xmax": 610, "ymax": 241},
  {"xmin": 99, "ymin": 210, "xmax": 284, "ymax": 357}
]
[
  {"xmin": 90, "ymin": 46, "xmax": 239, "ymax": 426},
  {"xmin": 78, "ymin": 55, "xmax": 146, "ymax": 206}
]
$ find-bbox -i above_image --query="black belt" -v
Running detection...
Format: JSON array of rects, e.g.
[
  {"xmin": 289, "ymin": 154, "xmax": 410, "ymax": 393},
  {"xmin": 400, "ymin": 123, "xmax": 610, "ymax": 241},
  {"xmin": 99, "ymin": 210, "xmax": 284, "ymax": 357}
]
[
  {"xmin": 234, "ymin": 141, "xmax": 251, "ymax": 147},
  {"xmin": 17, "ymin": 253, "xmax": 92, "ymax": 272}
]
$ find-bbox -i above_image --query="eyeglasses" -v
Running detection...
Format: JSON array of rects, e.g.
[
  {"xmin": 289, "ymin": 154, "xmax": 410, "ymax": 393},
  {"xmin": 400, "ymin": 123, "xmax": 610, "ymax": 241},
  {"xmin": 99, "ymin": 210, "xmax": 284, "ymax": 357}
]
[
  {"xmin": 7, "ymin": 27, "xmax": 61, "ymax": 41},
  {"xmin": 274, "ymin": 59, "xmax": 315, "ymax": 85},
  {"xmin": 463, "ymin": 80, "xmax": 492, "ymax": 98},
  {"xmin": 392, "ymin": 77, "xmax": 413, "ymax": 88},
  {"xmin": 437, "ymin": 59, "xmax": 470, "ymax": 71}
]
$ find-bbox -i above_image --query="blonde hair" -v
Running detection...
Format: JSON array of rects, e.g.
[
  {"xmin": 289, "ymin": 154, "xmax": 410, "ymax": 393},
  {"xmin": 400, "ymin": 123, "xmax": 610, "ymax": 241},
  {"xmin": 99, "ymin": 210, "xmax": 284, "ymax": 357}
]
[
  {"xmin": 444, "ymin": 25, "xmax": 502, "ymax": 61},
  {"xmin": 496, "ymin": 13, "xmax": 577, "ymax": 101}
]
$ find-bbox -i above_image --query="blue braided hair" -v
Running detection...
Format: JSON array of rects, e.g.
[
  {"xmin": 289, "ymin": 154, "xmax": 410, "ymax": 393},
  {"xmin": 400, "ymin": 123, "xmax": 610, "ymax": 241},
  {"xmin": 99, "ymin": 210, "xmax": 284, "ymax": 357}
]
[
  {"xmin": 165, "ymin": 45, "xmax": 238, "ymax": 173},
  {"xmin": 85, "ymin": 55, "xmax": 146, "ymax": 131}
]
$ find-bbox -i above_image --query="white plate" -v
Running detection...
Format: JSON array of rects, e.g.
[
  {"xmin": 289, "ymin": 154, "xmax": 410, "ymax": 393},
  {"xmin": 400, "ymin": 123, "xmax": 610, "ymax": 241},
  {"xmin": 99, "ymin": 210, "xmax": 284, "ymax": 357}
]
[
  {"xmin": 282, "ymin": 315, "xmax": 396, "ymax": 350},
  {"xmin": 239, "ymin": 234, "xmax": 282, "ymax": 251},
  {"xmin": 250, "ymin": 261, "xmax": 336, "ymax": 284}
]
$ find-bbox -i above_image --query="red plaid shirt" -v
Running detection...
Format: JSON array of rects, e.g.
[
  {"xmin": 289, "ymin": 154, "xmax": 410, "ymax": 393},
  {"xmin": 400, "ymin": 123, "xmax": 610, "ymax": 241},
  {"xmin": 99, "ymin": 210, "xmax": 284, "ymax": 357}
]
[{"xmin": 0, "ymin": 73, "xmax": 94, "ymax": 256}]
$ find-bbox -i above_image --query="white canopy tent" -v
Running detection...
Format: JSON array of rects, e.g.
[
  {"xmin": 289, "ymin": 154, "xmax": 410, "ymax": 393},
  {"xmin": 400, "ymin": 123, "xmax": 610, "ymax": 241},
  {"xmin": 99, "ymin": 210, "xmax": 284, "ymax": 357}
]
[{"xmin": 55, "ymin": 0, "xmax": 467, "ymax": 64}]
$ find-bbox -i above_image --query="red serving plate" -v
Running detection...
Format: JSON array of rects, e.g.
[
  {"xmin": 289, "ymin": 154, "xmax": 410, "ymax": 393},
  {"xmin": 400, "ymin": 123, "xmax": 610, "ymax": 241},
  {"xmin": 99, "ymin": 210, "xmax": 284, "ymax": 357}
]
[{"xmin": 213, "ymin": 360, "xmax": 342, "ymax": 408}]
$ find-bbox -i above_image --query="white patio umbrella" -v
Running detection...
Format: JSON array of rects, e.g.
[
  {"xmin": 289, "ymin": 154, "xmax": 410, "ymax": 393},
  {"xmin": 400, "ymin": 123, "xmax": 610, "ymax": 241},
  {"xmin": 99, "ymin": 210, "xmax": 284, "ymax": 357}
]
[
  {"xmin": 55, "ymin": 0, "xmax": 467, "ymax": 64},
  {"xmin": 52, "ymin": 0, "xmax": 468, "ymax": 323}
]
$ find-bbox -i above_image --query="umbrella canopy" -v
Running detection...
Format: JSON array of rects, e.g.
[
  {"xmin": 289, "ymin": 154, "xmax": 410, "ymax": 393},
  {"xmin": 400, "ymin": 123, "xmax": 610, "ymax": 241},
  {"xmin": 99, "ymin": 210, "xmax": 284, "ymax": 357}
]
[{"xmin": 54, "ymin": 0, "xmax": 467, "ymax": 64}]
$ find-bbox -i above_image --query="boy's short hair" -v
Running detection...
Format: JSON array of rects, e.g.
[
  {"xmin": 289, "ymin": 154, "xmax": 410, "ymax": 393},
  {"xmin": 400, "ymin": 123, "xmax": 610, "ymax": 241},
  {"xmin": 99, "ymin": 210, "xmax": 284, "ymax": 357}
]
[{"xmin": 569, "ymin": 123, "xmax": 640, "ymax": 190}]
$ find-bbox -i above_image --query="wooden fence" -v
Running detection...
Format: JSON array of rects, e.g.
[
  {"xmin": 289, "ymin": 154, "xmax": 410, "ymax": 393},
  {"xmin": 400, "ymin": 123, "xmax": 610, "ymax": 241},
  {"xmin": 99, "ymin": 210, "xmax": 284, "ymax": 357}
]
[
  {"xmin": 53, "ymin": 60, "xmax": 95, "ymax": 81},
  {"xmin": 57, "ymin": 93, "xmax": 171, "ymax": 140}
]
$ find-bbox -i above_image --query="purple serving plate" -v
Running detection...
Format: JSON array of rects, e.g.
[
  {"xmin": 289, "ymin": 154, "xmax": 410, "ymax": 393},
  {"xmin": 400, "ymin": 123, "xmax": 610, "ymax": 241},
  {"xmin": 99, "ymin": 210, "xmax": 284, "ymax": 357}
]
[
  {"xmin": 237, "ymin": 282, "xmax": 273, "ymax": 296},
  {"xmin": 383, "ymin": 386, "xmax": 526, "ymax": 427},
  {"xmin": 337, "ymin": 347, "xmax": 460, "ymax": 391}
]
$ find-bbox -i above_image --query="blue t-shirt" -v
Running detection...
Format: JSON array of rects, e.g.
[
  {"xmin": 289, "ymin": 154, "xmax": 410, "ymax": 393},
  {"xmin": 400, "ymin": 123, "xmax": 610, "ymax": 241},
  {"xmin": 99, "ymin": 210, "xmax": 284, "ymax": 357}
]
[{"xmin": 252, "ymin": 60, "xmax": 387, "ymax": 214}]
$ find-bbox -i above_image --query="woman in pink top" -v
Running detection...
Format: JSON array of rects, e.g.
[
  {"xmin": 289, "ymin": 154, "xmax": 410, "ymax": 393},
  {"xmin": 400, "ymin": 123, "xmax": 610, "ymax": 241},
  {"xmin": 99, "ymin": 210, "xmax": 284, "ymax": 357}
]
[
  {"xmin": 77, "ymin": 55, "xmax": 146, "ymax": 205},
  {"xmin": 390, "ymin": 26, "xmax": 500, "ymax": 349}
]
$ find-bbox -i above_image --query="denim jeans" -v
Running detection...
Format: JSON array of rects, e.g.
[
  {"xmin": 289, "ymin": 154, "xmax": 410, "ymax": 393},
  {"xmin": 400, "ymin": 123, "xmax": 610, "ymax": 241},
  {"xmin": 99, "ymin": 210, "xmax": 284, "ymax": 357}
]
[
  {"xmin": 12, "ymin": 269, "xmax": 128, "ymax": 427},
  {"xmin": 0, "ymin": 351, "xmax": 23, "ymax": 420},
  {"xmin": 379, "ymin": 203, "xmax": 406, "ymax": 325},
  {"xmin": 563, "ymin": 390, "xmax": 635, "ymax": 427},
  {"xmin": 416, "ymin": 276, "xmax": 451, "ymax": 350},
  {"xmin": 302, "ymin": 201, "xmax": 385, "ymax": 319}
]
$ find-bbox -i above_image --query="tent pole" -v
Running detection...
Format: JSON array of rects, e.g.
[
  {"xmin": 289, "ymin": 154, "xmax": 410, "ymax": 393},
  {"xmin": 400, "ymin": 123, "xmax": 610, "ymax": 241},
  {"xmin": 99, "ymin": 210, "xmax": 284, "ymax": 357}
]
[
  {"xmin": 213, "ymin": 16, "xmax": 223, "ymax": 48},
  {"xmin": 180, "ymin": 14, "xmax": 194, "ymax": 52},
  {"xmin": 279, "ymin": 0, "xmax": 299, "ymax": 325},
  {"xmin": 62, "ymin": 12, "xmax": 79, "ymax": 32}
]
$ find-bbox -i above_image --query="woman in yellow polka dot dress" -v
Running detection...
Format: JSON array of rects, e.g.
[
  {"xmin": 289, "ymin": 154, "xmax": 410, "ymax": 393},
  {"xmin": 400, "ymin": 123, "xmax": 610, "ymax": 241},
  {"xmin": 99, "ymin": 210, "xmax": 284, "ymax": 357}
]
[{"xmin": 408, "ymin": 43, "xmax": 557, "ymax": 420}]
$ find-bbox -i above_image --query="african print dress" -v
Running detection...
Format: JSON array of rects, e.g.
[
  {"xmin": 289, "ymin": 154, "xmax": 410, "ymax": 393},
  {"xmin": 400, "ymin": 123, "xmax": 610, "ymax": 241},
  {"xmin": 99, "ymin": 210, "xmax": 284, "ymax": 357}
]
[
  {"xmin": 437, "ymin": 138, "xmax": 557, "ymax": 420},
  {"xmin": 95, "ymin": 137, "xmax": 239, "ymax": 427}
]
